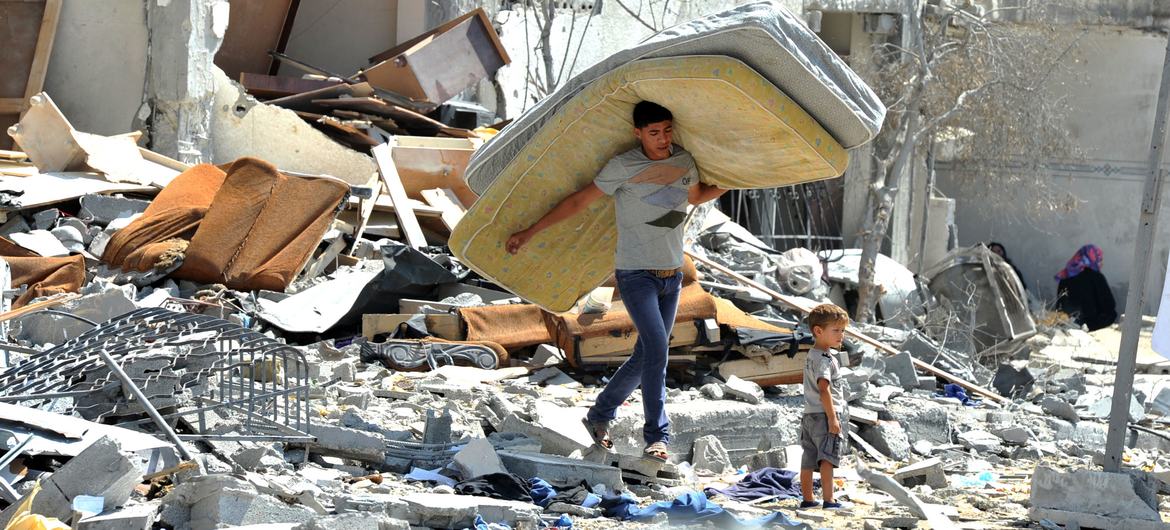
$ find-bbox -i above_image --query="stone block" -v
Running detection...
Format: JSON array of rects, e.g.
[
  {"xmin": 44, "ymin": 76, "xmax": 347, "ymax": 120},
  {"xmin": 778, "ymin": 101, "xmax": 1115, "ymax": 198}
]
[
  {"xmin": 397, "ymin": 493, "xmax": 540, "ymax": 529},
  {"xmin": 0, "ymin": 437, "xmax": 142, "ymax": 527},
  {"xmin": 700, "ymin": 383, "xmax": 725, "ymax": 400},
  {"xmin": 79, "ymin": 194, "xmax": 151, "ymax": 224},
  {"xmin": 1030, "ymin": 466, "xmax": 1166, "ymax": 526},
  {"xmin": 294, "ymin": 512, "xmax": 410, "ymax": 530},
  {"xmin": 892, "ymin": 457, "xmax": 946, "ymax": 489},
  {"xmin": 722, "ymin": 375, "xmax": 764, "ymax": 404},
  {"xmin": 162, "ymin": 474, "xmax": 314, "ymax": 530},
  {"xmin": 691, "ymin": 434, "xmax": 732, "ymax": 475},
  {"xmin": 76, "ymin": 502, "xmax": 159, "ymax": 530},
  {"xmin": 991, "ymin": 425, "xmax": 1029, "ymax": 445},
  {"xmin": 607, "ymin": 399, "xmax": 797, "ymax": 465},
  {"xmin": 333, "ymin": 493, "xmax": 410, "ymax": 515},
  {"xmin": 859, "ymin": 422, "xmax": 911, "ymax": 461},
  {"xmin": 531, "ymin": 344, "xmax": 566, "ymax": 367},
  {"xmin": 1040, "ymin": 397, "xmax": 1079, "ymax": 423},
  {"xmin": 958, "ymin": 430, "xmax": 1003, "ymax": 453},
  {"xmin": 882, "ymin": 352, "xmax": 918, "ymax": 389},
  {"xmin": 742, "ymin": 448, "xmax": 787, "ymax": 471},
  {"xmin": 498, "ymin": 450, "xmax": 623, "ymax": 490},
  {"xmin": 991, "ymin": 362, "xmax": 1034, "ymax": 398},
  {"xmin": 309, "ymin": 423, "xmax": 387, "ymax": 462},
  {"xmin": 453, "ymin": 438, "xmax": 507, "ymax": 479}
]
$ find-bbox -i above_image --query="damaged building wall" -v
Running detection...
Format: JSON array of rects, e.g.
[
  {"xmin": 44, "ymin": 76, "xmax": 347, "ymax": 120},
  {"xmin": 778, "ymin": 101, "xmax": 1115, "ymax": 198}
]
[
  {"xmin": 41, "ymin": 0, "xmax": 148, "ymax": 136},
  {"xmin": 938, "ymin": 27, "xmax": 1170, "ymax": 313}
]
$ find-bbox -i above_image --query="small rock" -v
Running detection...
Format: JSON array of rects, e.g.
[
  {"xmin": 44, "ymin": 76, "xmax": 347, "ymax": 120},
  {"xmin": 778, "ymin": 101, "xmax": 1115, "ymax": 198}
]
[
  {"xmin": 991, "ymin": 426, "xmax": 1029, "ymax": 445},
  {"xmin": 700, "ymin": 383, "xmax": 725, "ymax": 400},
  {"xmin": 1040, "ymin": 396, "xmax": 1079, "ymax": 423},
  {"xmin": 691, "ymin": 435, "xmax": 731, "ymax": 475},
  {"xmin": 722, "ymin": 375, "xmax": 764, "ymax": 404},
  {"xmin": 958, "ymin": 430, "xmax": 1002, "ymax": 453}
]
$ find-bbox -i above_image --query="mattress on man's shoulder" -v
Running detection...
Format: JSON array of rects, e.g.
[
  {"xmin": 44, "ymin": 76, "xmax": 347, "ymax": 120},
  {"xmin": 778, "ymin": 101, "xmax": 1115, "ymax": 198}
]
[
  {"xmin": 466, "ymin": 0, "xmax": 885, "ymax": 194},
  {"xmin": 450, "ymin": 55, "xmax": 846, "ymax": 312}
]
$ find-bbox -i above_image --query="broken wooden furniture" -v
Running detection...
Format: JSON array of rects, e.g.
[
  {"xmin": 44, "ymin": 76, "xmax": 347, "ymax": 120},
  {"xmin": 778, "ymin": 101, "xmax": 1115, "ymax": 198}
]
[{"xmin": 0, "ymin": 0, "xmax": 62, "ymax": 150}]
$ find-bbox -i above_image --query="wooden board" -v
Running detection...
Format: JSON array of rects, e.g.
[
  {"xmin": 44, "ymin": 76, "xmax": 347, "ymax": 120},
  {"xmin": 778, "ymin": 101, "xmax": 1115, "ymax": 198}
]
[
  {"xmin": 0, "ymin": 0, "xmax": 61, "ymax": 150},
  {"xmin": 398, "ymin": 298, "xmax": 458, "ymax": 314},
  {"xmin": 393, "ymin": 143, "xmax": 478, "ymax": 206},
  {"xmin": 717, "ymin": 351, "xmax": 806, "ymax": 386},
  {"xmin": 372, "ymin": 141, "xmax": 427, "ymax": 248},
  {"xmin": 573, "ymin": 320, "xmax": 701, "ymax": 360},
  {"xmin": 266, "ymin": 82, "xmax": 374, "ymax": 112},
  {"xmin": 362, "ymin": 313, "xmax": 463, "ymax": 340},
  {"xmin": 241, "ymin": 73, "xmax": 341, "ymax": 99},
  {"xmin": 421, "ymin": 188, "xmax": 465, "ymax": 232},
  {"xmin": 214, "ymin": 0, "xmax": 297, "ymax": 80}
]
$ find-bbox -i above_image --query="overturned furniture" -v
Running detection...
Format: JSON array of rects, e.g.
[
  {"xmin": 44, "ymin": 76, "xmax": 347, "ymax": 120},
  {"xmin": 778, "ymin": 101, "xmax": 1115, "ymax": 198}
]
[
  {"xmin": 922, "ymin": 244, "xmax": 1036, "ymax": 356},
  {"xmin": 0, "ymin": 308, "xmax": 313, "ymax": 442}
]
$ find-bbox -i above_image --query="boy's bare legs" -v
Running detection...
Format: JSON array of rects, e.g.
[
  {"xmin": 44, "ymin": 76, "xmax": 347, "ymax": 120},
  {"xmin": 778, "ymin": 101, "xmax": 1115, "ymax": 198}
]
[
  {"xmin": 820, "ymin": 460, "xmax": 835, "ymax": 503},
  {"xmin": 800, "ymin": 468, "xmax": 815, "ymax": 502}
]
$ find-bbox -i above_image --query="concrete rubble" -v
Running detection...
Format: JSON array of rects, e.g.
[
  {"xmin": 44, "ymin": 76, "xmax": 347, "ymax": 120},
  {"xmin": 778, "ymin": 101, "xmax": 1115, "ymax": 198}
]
[{"xmin": 0, "ymin": 3, "xmax": 1165, "ymax": 530}]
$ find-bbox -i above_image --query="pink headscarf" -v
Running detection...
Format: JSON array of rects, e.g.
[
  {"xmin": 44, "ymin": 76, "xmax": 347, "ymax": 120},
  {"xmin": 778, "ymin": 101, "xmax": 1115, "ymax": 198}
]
[{"xmin": 1055, "ymin": 244, "xmax": 1103, "ymax": 281}]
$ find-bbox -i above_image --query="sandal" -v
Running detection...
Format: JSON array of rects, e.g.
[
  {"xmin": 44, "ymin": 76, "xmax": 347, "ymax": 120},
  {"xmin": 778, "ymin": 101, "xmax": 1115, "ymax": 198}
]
[
  {"xmin": 643, "ymin": 441, "xmax": 669, "ymax": 462},
  {"xmin": 581, "ymin": 417, "xmax": 614, "ymax": 450}
]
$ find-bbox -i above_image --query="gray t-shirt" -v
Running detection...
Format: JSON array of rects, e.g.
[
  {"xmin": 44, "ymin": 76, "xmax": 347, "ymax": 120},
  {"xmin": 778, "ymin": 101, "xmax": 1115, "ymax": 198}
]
[
  {"xmin": 803, "ymin": 347, "xmax": 848, "ymax": 415},
  {"xmin": 594, "ymin": 145, "xmax": 698, "ymax": 271}
]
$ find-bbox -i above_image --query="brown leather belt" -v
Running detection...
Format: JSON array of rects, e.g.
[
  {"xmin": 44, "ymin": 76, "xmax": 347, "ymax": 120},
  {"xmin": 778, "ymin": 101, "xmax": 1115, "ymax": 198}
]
[{"xmin": 649, "ymin": 268, "xmax": 681, "ymax": 278}]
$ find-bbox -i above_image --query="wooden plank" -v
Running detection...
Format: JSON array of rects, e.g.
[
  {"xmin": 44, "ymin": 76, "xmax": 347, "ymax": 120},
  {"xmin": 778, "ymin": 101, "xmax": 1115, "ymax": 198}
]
[
  {"xmin": 300, "ymin": 235, "xmax": 346, "ymax": 282},
  {"xmin": 0, "ymin": 99, "xmax": 22, "ymax": 114},
  {"xmin": 346, "ymin": 194, "xmax": 444, "ymax": 218},
  {"xmin": 0, "ymin": 292, "xmax": 80, "ymax": 323},
  {"xmin": 348, "ymin": 176, "xmax": 383, "ymax": 256},
  {"xmin": 214, "ymin": 0, "xmax": 295, "ymax": 80},
  {"xmin": 717, "ymin": 352, "xmax": 805, "ymax": 384},
  {"xmin": 849, "ymin": 407, "xmax": 880, "ymax": 426},
  {"xmin": 576, "ymin": 321, "xmax": 700, "ymax": 359},
  {"xmin": 0, "ymin": 150, "xmax": 26, "ymax": 161},
  {"xmin": 686, "ymin": 250, "xmax": 1010, "ymax": 405},
  {"xmin": 362, "ymin": 313, "xmax": 463, "ymax": 340},
  {"xmin": 421, "ymin": 188, "xmax": 465, "ymax": 232},
  {"xmin": 372, "ymin": 141, "xmax": 427, "ymax": 248},
  {"xmin": 22, "ymin": 0, "xmax": 62, "ymax": 103},
  {"xmin": 398, "ymin": 298, "xmax": 457, "ymax": 314},
  {"xmin": 239, "ymin": 73, "xmax": 340, "ymax": 99},
  {"xmin": 266, "ymin": 82, "xmax": 373, "ymax": 112}
]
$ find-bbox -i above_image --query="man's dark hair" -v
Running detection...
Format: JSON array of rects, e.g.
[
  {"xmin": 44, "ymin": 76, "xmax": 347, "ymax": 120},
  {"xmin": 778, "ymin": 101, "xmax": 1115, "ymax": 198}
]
[{"xmin": 633, "ymin": 101, "xmax": 673, "ymax": 128}]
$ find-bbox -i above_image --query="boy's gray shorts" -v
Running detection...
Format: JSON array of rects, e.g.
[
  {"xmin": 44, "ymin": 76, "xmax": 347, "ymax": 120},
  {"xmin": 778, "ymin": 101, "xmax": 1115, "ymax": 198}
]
[{"xmin": 800, "ymin": 413, "xmax": 842, "ymax": 469}]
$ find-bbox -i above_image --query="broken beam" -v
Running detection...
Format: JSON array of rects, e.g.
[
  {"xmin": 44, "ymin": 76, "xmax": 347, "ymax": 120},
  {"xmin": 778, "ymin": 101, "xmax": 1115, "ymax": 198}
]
[
  {"xmin": 372, "ymin": 141, "xmax": 428, "ymax": 249},
  {"xmin": 686, "ymin": 250, "xmax": 1009, "ymax": 405}
]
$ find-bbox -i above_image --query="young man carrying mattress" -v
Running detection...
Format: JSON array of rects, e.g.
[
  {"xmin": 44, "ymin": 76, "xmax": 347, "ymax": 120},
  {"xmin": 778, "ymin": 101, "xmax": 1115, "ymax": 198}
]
[{"xmin": 506, "ymin": 101, "xmax": 727, "ymax": 461}]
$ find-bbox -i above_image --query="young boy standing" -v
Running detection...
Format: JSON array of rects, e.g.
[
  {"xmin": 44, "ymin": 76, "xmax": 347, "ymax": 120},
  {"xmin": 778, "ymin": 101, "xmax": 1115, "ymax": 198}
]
[
  {"xmin": 800, "ymin": 303, "xmax": 850, "ymax": 510},
  {"xmin": 506, "ymin": 101, "xmax": 726, "ymax": 462}
]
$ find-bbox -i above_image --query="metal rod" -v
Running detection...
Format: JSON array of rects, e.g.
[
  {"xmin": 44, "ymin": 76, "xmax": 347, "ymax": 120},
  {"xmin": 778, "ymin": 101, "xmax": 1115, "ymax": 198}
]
[
  {"xmin": 1103, "ymin": 32, "xmax": 1170, "ymax": 473},
  {"xmin": 95, "ymin": 349, "xmax": 193, "ymax": 461}
]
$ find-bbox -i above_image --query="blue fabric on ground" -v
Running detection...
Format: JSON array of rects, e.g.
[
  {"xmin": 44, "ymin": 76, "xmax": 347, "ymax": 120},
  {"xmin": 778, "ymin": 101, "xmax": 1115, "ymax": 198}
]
[
  {"xmin": 581, "ymin": 493, "xmax": 601, "ymax": 508},
  {"xmin": 473, "ymin": 514, "xmax": 511, "ymax": 529},
  {"xmin": 604, "ymin": 491, "xmax": 806, "ymax": 528},
  {"xmin": 939, "ymin": 383, "xmax": 981, "ymax": 406},
  {"xmin": 703, "ymin": 467, "xmax": 803, "ymax": 502},
  {"xmin": 529, "ymin": 478, "xmax": 556, "ymax": 508},
  {"xmin": 549, "ymin": 514, "xmax": 573, "ymax": 528}
]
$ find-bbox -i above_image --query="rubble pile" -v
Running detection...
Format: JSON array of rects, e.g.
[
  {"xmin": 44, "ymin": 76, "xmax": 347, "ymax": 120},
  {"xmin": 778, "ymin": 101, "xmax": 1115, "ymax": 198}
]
[{"xmin": 0, "ymin": 6, "xmax": 1166, "ymax": 530}]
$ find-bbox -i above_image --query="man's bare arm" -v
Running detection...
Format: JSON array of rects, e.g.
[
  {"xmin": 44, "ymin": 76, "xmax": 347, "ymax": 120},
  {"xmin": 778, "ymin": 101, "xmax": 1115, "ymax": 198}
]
[
  {"xmin": 688, "ymin": 182, "xmax": 728, "ymax": 205},
  {"xmin": 507, "ymin": 183, "xmax": 605, "ymax": 254}
]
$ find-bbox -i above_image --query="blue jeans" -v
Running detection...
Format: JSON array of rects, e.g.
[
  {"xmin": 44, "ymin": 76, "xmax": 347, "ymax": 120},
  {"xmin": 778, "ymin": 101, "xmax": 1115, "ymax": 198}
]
[{"xmin": 586, "ymin": 269, "xmax": 683, "ymax": 445}]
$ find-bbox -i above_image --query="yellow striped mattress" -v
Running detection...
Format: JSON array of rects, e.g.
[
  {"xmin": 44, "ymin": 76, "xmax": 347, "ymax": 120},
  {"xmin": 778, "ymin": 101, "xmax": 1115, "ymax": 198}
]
[{"xmin": 450, "ymin": 55, "xmax": 848, "ymax": 311}]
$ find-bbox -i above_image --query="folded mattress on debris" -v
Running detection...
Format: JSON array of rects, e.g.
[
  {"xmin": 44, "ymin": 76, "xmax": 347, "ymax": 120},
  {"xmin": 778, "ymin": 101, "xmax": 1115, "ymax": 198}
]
[
  {"xmin": 464, "ymin": 0, "xmax": 885, "ymax": 194},
  {"xmin": 452, "ymin": 2, "xmax": 884, "ymax": 312}
]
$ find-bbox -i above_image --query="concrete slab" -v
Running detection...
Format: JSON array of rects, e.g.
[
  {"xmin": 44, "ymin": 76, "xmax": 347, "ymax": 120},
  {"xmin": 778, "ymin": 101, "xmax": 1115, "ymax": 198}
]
[
  {"xmin": 892, "ymin": 457, "xmax": 946, "ymax": 489},
  {"xmin": 397, "ymin": 492, "xmax": 540, "ymax": 529},
  {"xmin": 691, "ymin": 434, "xmax": 731, "ymax": 474},
  {"xmin": 723, "ymin": 375, "xmax": 764, "ymax": 404},
  {"xmin": 498, "ymin": 450, "xmax": 624, "ymax": 490},
  {"xmin": 453, "ymin": 438, "xmax": 507, "ymax": 479},
  {"xmin": 883, "ymin": 352, "xmax": 918, "ymax": 389},
  {"xmin": 76, "ymin": 502, "xmax": 160, "ymax": 530},
  {"xmin": 859, "ymin": 422, "xmax": 911, "ymax": 461},
  {"xmin": 1030, "ymin": 466, "xmax": 1163, "ymax": 522},
  {"xmin": 308, "ymin": 424, "xmax": 387, "ymax": 462}
]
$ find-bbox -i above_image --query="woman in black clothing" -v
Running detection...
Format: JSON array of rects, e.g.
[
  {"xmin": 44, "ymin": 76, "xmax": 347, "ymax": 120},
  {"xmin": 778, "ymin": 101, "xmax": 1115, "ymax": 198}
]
[
  {"xmin": 1054, "ymin": 244, "xmax": 1118, "ymax": 331},
  {"xmin": 988, "ymin": 241, "xmax": 1026, "ymax": 291}
]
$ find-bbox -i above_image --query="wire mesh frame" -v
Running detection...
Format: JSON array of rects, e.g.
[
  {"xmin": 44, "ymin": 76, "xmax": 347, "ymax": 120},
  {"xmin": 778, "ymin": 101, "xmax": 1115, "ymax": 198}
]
[
  {"xmin": 722, "ymin": 180, "xmax": 845, "ymax": 254},
  {"xmin": 0, "ymin": 307, "xmax": 312, "ymax": 442}
]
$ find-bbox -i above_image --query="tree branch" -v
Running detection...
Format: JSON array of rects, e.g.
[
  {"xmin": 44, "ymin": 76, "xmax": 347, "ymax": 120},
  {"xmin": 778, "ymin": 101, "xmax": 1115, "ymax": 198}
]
[{"xmin": 614, "ymin": 0, "xmax": 658, "ymax": 32}]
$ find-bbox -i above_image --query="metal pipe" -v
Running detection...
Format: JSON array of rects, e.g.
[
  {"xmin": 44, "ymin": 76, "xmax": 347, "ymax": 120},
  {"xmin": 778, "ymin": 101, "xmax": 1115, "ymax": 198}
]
[
  {"xmin": 1103, "ymin": 32, "xmax": 1170, "ymax": 473},
  {"xmin": 94, "ymin": 348, "xmax": 193, "ymax": 461}
]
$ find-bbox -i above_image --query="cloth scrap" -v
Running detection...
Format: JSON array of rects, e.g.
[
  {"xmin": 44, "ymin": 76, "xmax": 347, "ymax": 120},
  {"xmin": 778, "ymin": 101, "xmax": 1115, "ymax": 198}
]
[
  {"xmin": 603, "ymin": 491, "xmax": 808, "ymax": 528},
  {"xmin": 703, "ymin": 467, "xmax": 803, "ymax": 502},
  {"xmin": 455, "ymin": 473, "xmax": 532, "ymax": 503}
]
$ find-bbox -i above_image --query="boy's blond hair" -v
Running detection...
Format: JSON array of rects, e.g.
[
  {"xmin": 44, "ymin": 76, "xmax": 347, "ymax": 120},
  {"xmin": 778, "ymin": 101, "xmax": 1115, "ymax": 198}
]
[{"xmin": 808, "ymin": 303, "xmax": 849, "ymax": 331}]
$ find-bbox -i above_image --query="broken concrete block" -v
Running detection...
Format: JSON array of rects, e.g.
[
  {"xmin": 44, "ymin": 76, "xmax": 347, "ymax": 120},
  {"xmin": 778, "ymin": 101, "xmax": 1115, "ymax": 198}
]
[
  {"xmin": 33, "ymin": 208, "xmax": 59, "ymax": 230},
  {"xmin": 700, "ymin": 383, "xmax": 725, "ymax": 400},
  {"xmin": 79, "ymin": 194, "xmax": 151, "ymax": 225},
  {"xmin": 0, "ymin": 215, "xmax": 30, "ymax": 237},
  {"xmin": 992, "ymin": 362, "xmax": 1035, "ymax": 398},
  {"xmin": 743, "ymin": 448, "xmax": 787, "ymax": 471},
  {"xmin": 0, "ymin": 437, "xmax": 143, "ymax": 527},
  {"xmin": 527, "ymin": 402, "xmax": 595, "ymax": 455},
  {"xmin": 454, "ymin": 438, "xmax": 507, "ymax": 479},
  {"xmin": 991, "ymin": 425, "xmax": 1030, "ymax": 445},
  {"xmin": 76, "ymin": 502, "xmax": 160, "ymax": 530},
  {"xmin": 333, "ymin": 493, "xmax": 410, "ymax": 516},
  {"xmin": 161, "ymin": 474, "xmax": 314, "ymax": 530},
  {"xmin": 498, "ymin": 450, "xmax": 623, "ymax": 490},
  {"xmin": 958, "ymin": 430, "xmax": 1003, "ymax": 453},
  {"xmin": 294, "ymin": 512, "xmax": 410, "ymax": 530},
  {"xmin": 397, "ymin": 493, "xmax": 541, "ymax": 529},
  {"xmin": 882, "ymin": 352, "xmax": 918, "ymax": 389},
  {"xmin": 308, "ymin": 423, "xmax": 387, "ymax": 462},
  {"xmin": 859, "ymin": 422, "xmax": 911, "ymax": 461},
  {"xmin": 691, "ymin": 434, "xmax": 732, "ymax": 475},
  {"xmin": 1029, "ymin": 466, "xmax": 1169, "ymax": 529},
  {"xmin": 1040, "ymin": 396, "xmax": 1079, "ymax": 423},
  {"xmin": 1083, "ymin": 394, "xmax": 1145, "ymax": 423},
  {"xmin": 892, "ymin": 457, "xmax": 947, "ymax": 489},
  {"xmin": 531, "ymin": 344, "xmax": 566, "ymax": 367},
  {"xmin": 722, "ymin": 375, "xmax": 765, "ymax": 404}
]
